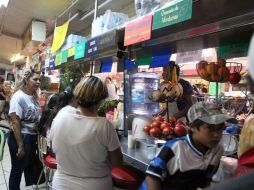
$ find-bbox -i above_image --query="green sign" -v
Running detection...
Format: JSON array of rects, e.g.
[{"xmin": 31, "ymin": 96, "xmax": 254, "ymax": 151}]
[
  {"xmin": 152, "ymin": 0, "xmax": 192, "ymax": 30},
  {"xmin": 55, "ymin": 52, "xmax": 62, "ymax": 66},
  {"xmin": 61, "ymin": 50, "xmax": 68, "ymax": 63},
  {"xmin": 209, "ymin": 82, "xmax": 222, "ymax": 96},
  {"xmin": 217, "ymin": 43, "xmax": 249, "ymax": 59},
  {"xmin": 136, "ymin": 48, "xmax": 152, "ymax": 66},
  {"xmin": 74, "ymin": 42, "xmax": 86, "ymax": 60}
]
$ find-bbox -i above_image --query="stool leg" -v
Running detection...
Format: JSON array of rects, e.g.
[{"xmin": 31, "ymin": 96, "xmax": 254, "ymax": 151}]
[{"xmin": 35, "ymin": 168, "xmax": 44, "ymax": 190}]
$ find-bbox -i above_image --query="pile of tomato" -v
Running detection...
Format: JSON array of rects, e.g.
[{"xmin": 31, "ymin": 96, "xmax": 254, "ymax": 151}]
[{"xmin": 143, "ymin": 115, "xmax": 187, "ymax": 140}]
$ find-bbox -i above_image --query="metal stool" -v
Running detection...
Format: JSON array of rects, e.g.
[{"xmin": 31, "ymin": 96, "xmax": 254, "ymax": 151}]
[
  {"xmin": 111, "ymin": 165, "xmax": 144, "ymax": 190},
  {"xmin": 0, "ymin": 129, "xmax": 8, "ymax": 190},
  {"xmin": 36, "ymin": 135, "xmax": 57, "ymax": 190}
]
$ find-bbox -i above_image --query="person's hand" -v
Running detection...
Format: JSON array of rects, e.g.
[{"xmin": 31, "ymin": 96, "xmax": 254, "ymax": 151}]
[{"xmin": 16, "ymin": 145, "xmax": 25, "ymax": 159}]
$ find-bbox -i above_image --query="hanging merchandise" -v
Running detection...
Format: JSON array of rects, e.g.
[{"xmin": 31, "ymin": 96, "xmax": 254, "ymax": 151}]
[
  {"xmin": 135, "ymin": 0, "xmax": 161, "ymax": 17},
  {"xmin": 51, "ymin": 21, "xmax": 69, "ymax": 53}
]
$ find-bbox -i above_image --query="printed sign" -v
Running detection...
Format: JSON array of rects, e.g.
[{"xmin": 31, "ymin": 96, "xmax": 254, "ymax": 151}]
[
  {"xmin": 98, "ymin": 30, "xmax": 116, "ymax": 51},
  {"xmin": 55, "ymin": 52, "xmax": 62, "ymax": 66},
  {"xmin": 124, "ymin": 14, "xmax": 152, "ymax": 46},
  {"xmin": 175, "ymin": 50, "xmax": 202, "ymax": 64},
  {"xmin": 86, "ymin": 37, "xmax": 99, "ymax": 57},
  {"xmin": 68, "ymin": 47, "xmax": 75, "ymax": 57},
  {"xmin": 49, "ymin": 56, "xmax": 55, "ymax": 70},
  {"xmin": 61, "ymin": 50, "xmax": 68, "ymax": 63},
  {"xmin": 74, "ymin": 42, "xmax": 86, "ymax": 60},
  {"xmin": 153, "ymin": 0, "xmax": 192, "ymax": 30}
]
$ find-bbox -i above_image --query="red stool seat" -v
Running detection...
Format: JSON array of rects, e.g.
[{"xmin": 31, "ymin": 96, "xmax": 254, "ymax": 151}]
[
  {"xmin": 111, "ymin": 165, "xmax": 144, "ymax": 190},
  {"xmin": 44, "ymin": 154, "xmax": 57, "ymax": 169}
]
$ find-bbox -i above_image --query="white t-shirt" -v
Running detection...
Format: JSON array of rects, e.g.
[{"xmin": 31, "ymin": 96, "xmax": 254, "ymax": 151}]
[
  {"xmin": 9, "ymin": 90, "xmax": 41, "ymax": 135},
  {"xmin": 106, "ymin": 83, "xmax": 119, "ymax": 100},
  {"xmin": 49, "ymin": 107, "xmax": 121, "ymax": 190}
]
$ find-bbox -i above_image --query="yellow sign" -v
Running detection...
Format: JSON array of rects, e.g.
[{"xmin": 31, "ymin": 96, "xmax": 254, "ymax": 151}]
[
  {"xmin": 68, "ymin": 47, "xmax": 75, "ymax": 57},
  {"xmin": 51, "ymin": 21, "xmax": 69, "ymax": 53}
]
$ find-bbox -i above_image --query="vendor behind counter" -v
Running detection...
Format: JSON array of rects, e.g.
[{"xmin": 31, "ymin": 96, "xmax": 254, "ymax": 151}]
[{"xmin": 160, "ymin": 61, "xmax": 193, "ymax": 122}]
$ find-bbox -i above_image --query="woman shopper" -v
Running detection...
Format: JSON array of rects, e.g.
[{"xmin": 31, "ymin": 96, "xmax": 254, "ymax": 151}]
[
  {"xmin": 49, "ymin": 76, "xmax": 123, "ymax": 190},
  {"xmin": 8, "ymin": 69, "xmax": 41, "ymax": 190}
]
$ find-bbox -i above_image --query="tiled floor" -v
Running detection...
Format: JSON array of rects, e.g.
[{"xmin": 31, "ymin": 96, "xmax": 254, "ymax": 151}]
[
  {"xmin": 1, "ymin": 141, "xmax": 46, "ymax": 190},
  {"xmin": 0, "ymin": 119, "xmax": 46, "ymax": 190}
]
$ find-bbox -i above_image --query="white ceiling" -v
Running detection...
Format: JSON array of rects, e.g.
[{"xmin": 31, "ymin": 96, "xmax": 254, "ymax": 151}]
[{"xmin": 0, "ymin": 0, "xmax": 135, "ymax": 66}]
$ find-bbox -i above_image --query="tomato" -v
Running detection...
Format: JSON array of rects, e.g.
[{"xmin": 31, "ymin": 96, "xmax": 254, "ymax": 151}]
[
  {"xmin": 176, "ymin": 120, "xmax": 185, "ymax": 126},
  {"xmin": 143, "ymin": 125, "xmax": 151, "ymax": 135},
  {"xmin": 154, "ymin": 115, "xmax": 164, "ymax": 123},
  {"xmin": 174, "ymin": 124, "xmax": 187, "ymax": 137},
  {"xmin": 149, "ymin": 127, "xmax": 161, "ymax": 138},
  {"xmin": 229, "ymin": 72, "xmax": 241, "ymax": 84},
  {"xmin": 151, "ymin": 121, "xmax": 161, "ymax": 129},
  {"xmin": 160, "ymin": 122, "xmax": 173, "ymax": 130},
  {"xmin": 162, "ymin": 126, "xmax": 174, "ymax": 136}
]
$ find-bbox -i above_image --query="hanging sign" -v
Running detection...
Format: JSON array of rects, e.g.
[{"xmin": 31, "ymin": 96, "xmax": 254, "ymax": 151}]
[
  {"xmin": 61, "ymin": 50, "xmax": 68, "ymax": 63},
  {"xmin": 49, "ymin": 56, "xmax": 55, "ymax": 70},
  {"xmin": 51, "ymin": 21, "xmax": 69, "ymax": 53},
  {"xmin": 124, "ymin": 14, "xmax": 153, "ymax": 46},
  {"xmin": 98, "ymin": 30, "xmax": 116, "ymax": 51},
  {"xmin": 175, "ymin": 49, "xmax": 202, "ymax": 64},
  {"xmin": 45, "ymin": 58, "xmax": 50, "ymax": 68},
  {"xmin": 153, "ymin": 0, "xmax": 192, "ymax": 30},
  {"xmin": 86, "ymin": 37, "xmax": 99, "ymax": 57},
  {"xmin": 74, "ymin": 42, "xmax": 86, "ymax": 60},
  {"xmin": 55, "ymin": 52, "xmax": 62, "ymax": 66},
  {"xmin": 68, "ymin": 47, "xmax": 75, "ymax": 57},
  {"xmin": 217, "ymin": 43, "xmax": 249, "ymax": 59},
  {"xmin": 41, "ymin": 63, "xmax": 45, "ymax": 72}
]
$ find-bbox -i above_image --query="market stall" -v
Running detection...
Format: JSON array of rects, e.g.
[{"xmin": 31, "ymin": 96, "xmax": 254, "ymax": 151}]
[{"xmin": 117, "ymin": 0, "xmax": 254, "ymax": 185}]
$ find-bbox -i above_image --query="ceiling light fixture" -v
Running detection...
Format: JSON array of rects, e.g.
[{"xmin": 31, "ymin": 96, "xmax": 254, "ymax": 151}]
[
  {"xmin": 0, "ymin": 0, "xmax": 9, "ymax": 7},
  {"xmin": 79, "ymin": 0, "xmax": 112, "ymax": 21}
]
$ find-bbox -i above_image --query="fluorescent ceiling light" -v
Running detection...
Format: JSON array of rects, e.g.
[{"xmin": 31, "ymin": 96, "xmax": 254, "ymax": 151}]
[
  {"xmin": 0, "ymin": 0, "xmax": 9, "ymax": 7},
  {"xmin": 79, "ymin": 0, "xmax": 112, "ymax": 21}
]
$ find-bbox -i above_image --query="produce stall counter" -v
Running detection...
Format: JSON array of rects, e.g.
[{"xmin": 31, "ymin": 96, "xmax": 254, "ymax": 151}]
[{"xmin": 120, "ymin": 137, "xmax": 149, "ymax": 172}]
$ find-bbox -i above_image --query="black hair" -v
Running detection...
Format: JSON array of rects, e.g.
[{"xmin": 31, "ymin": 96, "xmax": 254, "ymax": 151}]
[
  {"xmin": 39, "ymin": 88, "xmax": 74, "ymax": 136},
  {"xmin": 188, "ymin": 119, "xmax": 205, "ymax": 135}
]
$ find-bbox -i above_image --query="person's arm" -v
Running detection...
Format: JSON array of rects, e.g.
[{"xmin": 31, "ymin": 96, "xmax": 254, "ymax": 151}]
[
  {"xmin": 10, "ymin": 113, "xmax": 24, "ymax": 159},
  {"xmin": 108, "ymin": 147, "xmax": 123, "ymax": 167},
  {"xmin": 173, "ymin": 93, "xmax": 193, "ymax": 120},
  {"xmin": 146, "ymin": 175, "xmax": 161, "ymax": 190}
]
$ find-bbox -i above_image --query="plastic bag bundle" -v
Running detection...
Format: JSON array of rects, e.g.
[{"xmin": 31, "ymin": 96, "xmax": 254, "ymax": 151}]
[{"xmin": 135, "ymin": 0, "xmax": 161, "ymax": 16}]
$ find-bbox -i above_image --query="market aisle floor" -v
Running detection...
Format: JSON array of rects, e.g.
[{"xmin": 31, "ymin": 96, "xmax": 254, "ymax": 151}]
[{"xmin": 0, "ymin": 142, "xmax": 46, "ymax": 190}]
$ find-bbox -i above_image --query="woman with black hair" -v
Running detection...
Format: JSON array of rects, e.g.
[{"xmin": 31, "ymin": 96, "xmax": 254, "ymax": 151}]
[{"xmin": 38, "ymin": 86, "xmax": 76, "ymax": 138}]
